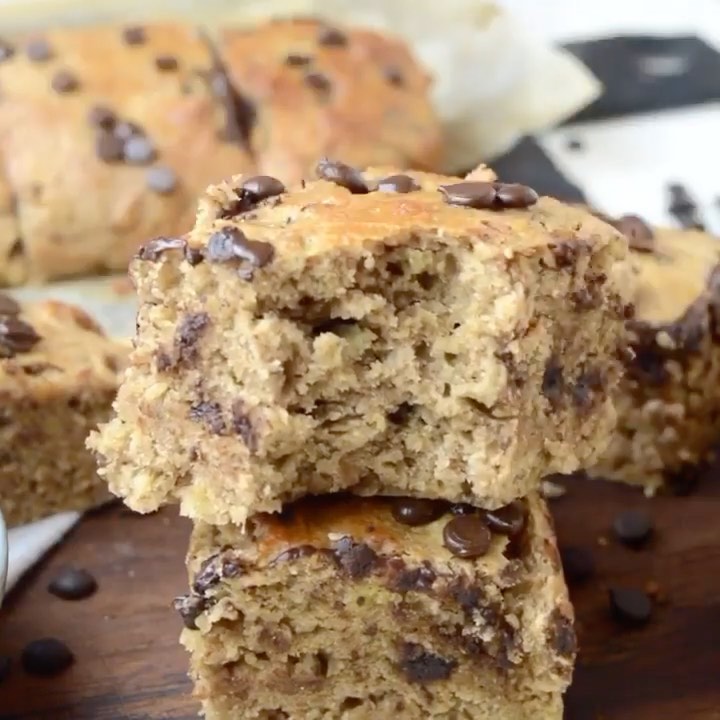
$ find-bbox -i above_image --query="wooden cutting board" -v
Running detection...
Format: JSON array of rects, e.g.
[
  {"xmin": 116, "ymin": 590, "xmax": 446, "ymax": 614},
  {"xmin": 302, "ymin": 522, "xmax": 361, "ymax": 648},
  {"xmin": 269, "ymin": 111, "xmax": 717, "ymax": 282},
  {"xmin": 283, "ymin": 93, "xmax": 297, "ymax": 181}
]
[{"xmin": 1, "ymin": 476, "xmax": 719, "ymax": 720}]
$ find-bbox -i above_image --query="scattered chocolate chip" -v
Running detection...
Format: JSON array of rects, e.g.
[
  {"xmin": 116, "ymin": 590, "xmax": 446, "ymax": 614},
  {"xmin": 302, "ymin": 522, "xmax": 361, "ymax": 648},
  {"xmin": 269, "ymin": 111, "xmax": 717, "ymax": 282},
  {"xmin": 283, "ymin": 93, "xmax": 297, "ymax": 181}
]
[
  {"xmin": 172, "ymin": 594, "xmax": 206, "ymax": 630},
  {"xmin": 190, "ymin": 401, "xmax": 226, "ymax": 435},
  {"xmin": 667, "ymin": 182, "xmax": 704, "ymax": 230},
  {"xmin": 542, "ymin": 358, "xmax": 565, "ymax": 409},
  {"xmin": 443, "ymin": 515, "xmax": 492, "ymax": 558},
  {"xmin": 285, "ymin": 53, "xmax": 312, "ymax": 67},
  {"xmin": 400, "ymin": 643, "xmax": 457, "ymax": 683},
  {"xmin": 231, "ymin": 400, "xmax": 257, "ymax": 452},
  {"xmin": 206, "ymin": 226, "xmax": 274, "ymax": 275},
  {"xmin": 318, "ymin": 26, "xmax": 347, "ymax": 46},
  {"xmin": 26, "ymin": 38, "xmax": 53, "ymax": 62},
  {"xmin": 122, "ymin": 26, "xmax": 146, "ymax": 46},
  {"xmin": 88, "ymin": 105, "xmax": 116, "ymax": 130},
  {"xmin": 0, "ymin": 317, "xmax": 41, "ymax": 356},
  {"xmin": 377, "ymin": 174, "xmax": 420, "ymax": 193},
  {"xmin": 146, "ymin": 166, "xmax": 178, "ymax": 194},
  {"xmin": 613, "ymin": 509, "xmax": 653, "ymax": 548},
  {"xmin": 484, "ymin": 501, "xmax": 527, "ymax": 538},
  {"xmin": 612, "ymin": 214, "xmax": 654, "ymax": 252},
  {"xmin": 0, "ymin": 656, "xmax": 10, "ymax": 684},
  {"xmin": 21, "ymin": 638, "xmax": 74, "ymax": 677},
  {"xmin": 124, "ymin": 135, "xmax": 157, "ymax": 165},
  {"xmin": 333, "ymin": 537, "xmax": 377, "ymax": 578},
  {"xmin": 0, "ymin": 39, "xmax": 15, "ymax": 62},
  {"xmin": 494, "ymin": 183, "xmax": 539, "ymax": 209},
  {"xmin": 96, "ymin": 131, "xmax": 125, "ymax": 163},
  {"xmin": 559, "ymin": 545, "xmax": 595, "ymax": 585},
  {"xmin": 439, "ymin": 182, "xmax": 496, "ymax": 209},
  {"xmin": 305, "ymin": 70, "xmax": 332, "ymax": 96},
  {"xmin": 316, "ymin": 158, "xmax": 369, "ymax": 194},
  {"xmin": 566, "ymin": 137, "xmax": 583, "ymax": 151},
  {"xmin": 51, "ymin": 70, "xmax": 79, "ymax": 94},
  {"xmin": 391, "ymin": 498, "xmax": 446, "ymax": 527},
  {"xmin": 241, "ymin": 175, "xmax": 286, "ymax": 201},
  {"xmin": 137, "ymin": 236, "xmax": 186, "ymax": 261},
  {"xmin": 609, "ymin": 587, "xmax": 653, "ymax": 627},
  {"xmin": 114, "ymin": 120, "xmax": 142, "ymax": 140},
  {"xmin": 155, "ymin": 54, "xmax": 178, "ymax": 71},
  {"xmin": 48, "ymin": 568, "xmax": 98, "ymax": 600},
  {"xmin": 384, "ymin": 66, "xmax": 405, "ymax": 87},
  {"xmin": 0, "ymin": 293, "xmax": 20, "ymax": 316}
]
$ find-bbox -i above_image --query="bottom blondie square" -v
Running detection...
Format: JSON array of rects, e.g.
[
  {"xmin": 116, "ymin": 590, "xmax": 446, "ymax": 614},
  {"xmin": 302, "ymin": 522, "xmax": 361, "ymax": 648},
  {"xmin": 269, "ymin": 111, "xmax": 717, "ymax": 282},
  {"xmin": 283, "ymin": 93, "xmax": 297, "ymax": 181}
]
[{"xmin": 176, "ymin": 492, "xmax": 574, "ymax": 719}]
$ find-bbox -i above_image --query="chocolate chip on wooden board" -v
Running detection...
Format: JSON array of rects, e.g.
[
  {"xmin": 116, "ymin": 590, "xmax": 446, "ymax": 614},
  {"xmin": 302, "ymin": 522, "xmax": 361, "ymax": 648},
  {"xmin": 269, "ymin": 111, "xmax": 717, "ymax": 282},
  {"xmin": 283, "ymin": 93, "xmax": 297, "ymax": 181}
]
[
  {"xmin": 609, "ymin": 587, "xmax": 653, "ymax": 627},
  {"xmin": 21, "ymin": 638, "xmax": 75, "ymax": 677},
  {"xmin": 559, "ymin": 545, "xmax": 596, "ymax": 585},
  {"xmin": 612, "ymin": 509, "xmax": 654, "ymax": 548},
  {"xmin": 48, "ymin": 568, "xmax": 98, "ymax": 600}
]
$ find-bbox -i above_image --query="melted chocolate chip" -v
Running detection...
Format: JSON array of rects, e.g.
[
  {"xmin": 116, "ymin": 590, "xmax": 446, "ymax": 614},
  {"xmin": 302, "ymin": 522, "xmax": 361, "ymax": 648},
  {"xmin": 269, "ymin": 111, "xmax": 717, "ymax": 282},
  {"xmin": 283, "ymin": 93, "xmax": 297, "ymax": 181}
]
[
  {"xmin": 155, "ymin": 54, "xmax": 178, "ymax": 71},
  {"xmin": 377, "ymin": 174, "xmax": 420, "ymax": 193},
  {"xmin": 193, "ymin": 554, "xmax": 222, "ymax": 593},
  {"xmin": 137, "ymin": 236, "xmax": 186, "ymax": 261},
  {"xmin": 484, "ymin": 501, "xmax": 527, "ymax": 538},
  {"xmin": 613, "ymin": 214, "xmax": 654, "ymax": 252},
  {"xmin": 613, "ymin": 509, "xmax": 654, "ymax": 548},
  {"xmin": 384, "ymin": 66, "xmax": 405, "ymax": 87},
  {"xmin": 316, "ymin": 159, "xmax": 369, "ymax": 194},
  {"xmin": 559, "ymin": 545, "xmax": 595, "ymax": 585},
  {"xmin": 609, "ymin": 587, "xmax": 653, "ymax": 627},
  {"xmin": 26, "ymin": 38, "xmax": 53, "ymax": 62},
  {"xmin": 122, "ymin": 26, "xmax": 146, "ymax": 45},
  {"xmin": 173, "ymin": 594, "xmax": 207, "ymax": 630},
  {"xmin": 443, "ymin": 516, "xmax": 492, "ymax": 558},
  {"xmin": 124, "ymin": 135, "xmax": 157, "ymax": 165},
  {"xmin": 21, "ymin": 639, "xmax": 74, "ymax": 677},
  {"xmin": 318, "ymin": 26, "xmax": 348, "ymax": 46},
  {"xmin": 189, "ymin": 401, "xmax": 226, "ymax": 435},
  {"xmin": 185, "ymin": 245, "xmax": 205, "ymax": 266},
  {"xmin": 494, "ymin": 183, "xmax": 539, "ymax": 209},
  {"xmin": 146, "ymin": 166, "xmax": 178, "ymax": 194},
  {"xmin": 333, "ymin": 537, "xmax": 378, "ymax": 578},
  {"xmin": 47, "ymin": 568, "xmax": 97, "ymax": 600},
  {"xmin": 0, "ymin": 293, "xmax": 20, "ymax": 316},
  {"xmin": 305, "ymin": 70, "xmax": 332, "ymax": 96},
  {"xmin": 51, "ymin": 70, "xmax": 79, "ymax": 94},
  {"xmin": 175, "ymin": 312, "xmax": 210, "ymax": 365},
  {"xmin": 439, "ymin": 182, "xmax": 496, "ymax": 209},
  {"xmin": 206, "ymin": 226, "xmax": 274, "ymax": 274},
  {"xmin": 88, "ymin": 105, "xmax": 116, "ymax": 130},
  {"xmin": 285, "ymin": 53, "xmax": 312, "ymax": 66},
  {"xmin": 549, "ymin": 241, "xmax": 579, "ymax": 268},
  {"xmin": 400, "ymin": 643, "xmax": 457, "ymax": 683},
  {"xmin": 241, "ymin": 175, "xmax": 286, "ymax": 201},
  {"xmin": 96, "ymin": 131, "xmax": 125, "ymax": 163},
  {"xmin": 0, "ymin": 317, "xmax": 41, "ymax": 356},
  {"xmin": 391, "ymin": 498, "xmax": 446, "ymax": 527},
  {"xmin": 0, "ymin": 39, "xmax": 15, "ymax": 62}
]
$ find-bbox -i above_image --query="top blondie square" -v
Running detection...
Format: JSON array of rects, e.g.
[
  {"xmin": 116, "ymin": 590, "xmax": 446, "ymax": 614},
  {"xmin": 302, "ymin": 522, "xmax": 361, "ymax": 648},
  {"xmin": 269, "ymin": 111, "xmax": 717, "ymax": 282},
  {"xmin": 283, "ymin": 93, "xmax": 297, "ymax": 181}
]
[{"xmin": 91, "ymin": 161, "xmax": 630, "ymax": 525}]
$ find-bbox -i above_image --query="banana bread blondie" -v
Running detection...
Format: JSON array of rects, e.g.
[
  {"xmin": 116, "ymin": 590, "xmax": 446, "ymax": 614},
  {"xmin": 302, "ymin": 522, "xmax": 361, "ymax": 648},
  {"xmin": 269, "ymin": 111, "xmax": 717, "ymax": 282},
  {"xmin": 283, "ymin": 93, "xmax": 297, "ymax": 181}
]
[
  {"xmin": 0, "ymin": 296, "xmax": 126, "ymax": 526},
  {"xmin": 591, "ymin": 216, "xmax": 720, "ymax": 492},
  {"xmin": 176, "ymin": 492, "xmax": 575, "ymax": 719},
  {"xmin": 0, "ymin": 18, "xmax": 441, "ymax": 284}
]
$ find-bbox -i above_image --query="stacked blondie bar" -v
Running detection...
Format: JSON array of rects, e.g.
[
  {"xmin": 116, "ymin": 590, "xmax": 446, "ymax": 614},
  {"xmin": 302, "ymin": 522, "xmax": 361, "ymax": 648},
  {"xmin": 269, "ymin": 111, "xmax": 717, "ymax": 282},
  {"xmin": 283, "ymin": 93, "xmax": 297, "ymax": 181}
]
[{"xmin": 91, "ymin": 160, "xmax": 631, "ymax": 718}]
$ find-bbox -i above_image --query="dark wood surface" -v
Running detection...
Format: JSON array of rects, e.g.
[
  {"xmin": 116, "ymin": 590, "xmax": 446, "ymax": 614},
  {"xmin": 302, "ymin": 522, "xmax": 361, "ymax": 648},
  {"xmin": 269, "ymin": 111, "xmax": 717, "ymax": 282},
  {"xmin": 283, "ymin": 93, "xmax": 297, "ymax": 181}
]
[{"xmin": 1, "ymin": 477, "xmax": 719, "ymax": 720}]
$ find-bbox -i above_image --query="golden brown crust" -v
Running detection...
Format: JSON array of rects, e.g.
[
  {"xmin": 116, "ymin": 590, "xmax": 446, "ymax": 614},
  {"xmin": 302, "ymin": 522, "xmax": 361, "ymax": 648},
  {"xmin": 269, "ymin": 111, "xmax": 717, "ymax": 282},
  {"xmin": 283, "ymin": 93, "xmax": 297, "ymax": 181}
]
[{"xmin": 0, "ymin": 19, "xmax": 442, "ymax": 284}]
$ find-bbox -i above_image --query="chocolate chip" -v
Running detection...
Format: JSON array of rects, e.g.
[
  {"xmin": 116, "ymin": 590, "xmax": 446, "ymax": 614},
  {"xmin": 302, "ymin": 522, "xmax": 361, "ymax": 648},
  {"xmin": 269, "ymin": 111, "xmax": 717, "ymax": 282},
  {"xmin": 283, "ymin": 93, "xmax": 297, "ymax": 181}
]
[
  {"xmin": 124, "ymin": 135, "xmax": 157, "ymax": 165},
  {"xmin": 559, "ymin": 545, "xmax": 595, "ymax": 585},
  {"xmin": 0, "ymin": 317, "xmax": 41, "ymax": 356},
  {"xmin": 609, "ymin": 587, "xmax": 653, "ymax": 627},
  {"xmin": 387, "ymin": 402, "xmax": 414, "ymax": 425},
  {"xmin": 0, "ymin": 656, "xmax": 10, "ymax": 684},
  {"xmin": 0, "ymin": 293, "xmax": 20, "ymax": 316},
  {"xmin": 137, "ymin": 236, "xmax": 186, "ymax": 261},
  {"xmin": 26, "ymin": 38, "xmax": 53, "ymax": 62},
  {"xmin": 316, "ymin": 158, "xmax": 369, "ymax": 194},
  {"xmin": 241, "ymin": 175, "xmax": 286, "ymax": 201},
  {"xmin": 47, "ymin": 568, "xmax": 97, "ymax": 600},
  {"xmin": 449, "ymin": 503, "xmax": 476, "ymax": 516},
  {"xmin": 305, "ymin": 71, "xmax": 332, "ymax": 96},
  {"xmin": 155, "ymin": 54, "xmax": 178, "ymax": 71},
  {"xmin": 122, "ymin": 26, "xmax": 146, "ymax": 45},
  {"xmin": 494, "ymin": 183, "xmax": 539, "ymax": 209},
  {"xmin": 318, "ymin": 26, "xmax": 348, "ymax": 46},
  {"xmin": 271, "ymin": 545, "xmax": 317, "ymax": 565},
  {"xmin": 185, "ymin": 245, "xmax": 204, "ymax": 266},
  {"xmin": 51, "ymin": 70, "xmax": 79, "ymax": 94},
  {"xmin": 206, "ymin": 226, "xmax": 274, "ymax": 274},
  {"xmin": 384, "ymin": 66, "xmax": 404, "ymax": 87},
  {"xmin": 172, "ymin": 594, "xmax": 207, "ymax": 630},
  {"xmin": 542, "ymin": 358, "xmax": 564, "ymax": 409},
  {"xmin": 377, "ymin": 174, "xmax": 420, "ymax": 193},
  {"xmin": 21, "ymin": 638, "xmax": 74, "ymax": 677},
  {"xmin": 175, "ymin": 312, "xmax": 210, "ymax": 365},
  {"xmin": 443, "ymin": 516, "xmax": 492, "ymax": 558},
  {"xmin": 667, "ymin": 182, "xmax": 704, "ymax": 230},
  {"xmin": 190, "ymin": 401, "xmax": 226, "ymax": 435},
  {"xmin": 573, "ymin": 368, "xmax": 603, "ymax": 409},
  {"xmin": 484, "ymin": 501, "xmax": 527, "ymax": 538},
  {"xmin": 114, "ymin": 120, "xmax": 142, "ymax": 140},
  {"xmin": 333, "ymin": 537, "xmax": 377, "ymax": 578},
  {"xmin": 96, "ymin": 131, "xmax": 125, "ymax": 163},
  {"xmin": 439, "ymin": 182, "xmax": 496, "ymax": 209},
  {"xmin": 550, "ymin": 611, "xmax": 577, "ymax": 657},
  {"xmin": 549, "ymin": 242, "xmax": 579, "ymax": 268},
  {"xmin": 390, "ymin": 564, "xmax": 437, "ymax": 592},
  {"xmin": 88, "ymin": 105, "xmax": 116, "ymax": 130},
  {"xmin": 146, "ymin": 166, "xmax": 178, "ymax": 194},
  {"xmin": 231, "ymin": 400, "xmax": 257, "ymax": 452},
  {"xmin": 613, "ymin": 509, "xmax": 653, "ymax": 548},
  {"xmin": 613, "ymin": 214, "xmax": 654, "ymax": 252},
  {"xmin": 193, "ymin": 554, "xmax": 222, "ymax": 593},
  {"xmin": 0, "ymin": 39, "xmax": 15, "ymax": 62},
  {"xmin": 391, "ymin": 498, "xmax": 446, "ymax": 527},
  {"xmin": 400, "ymin": 643, "xmax": 457, "ymax": 683},
  {"xmin": 285, "ymin": 53, "xmax": 311, "ymax": 66}
]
